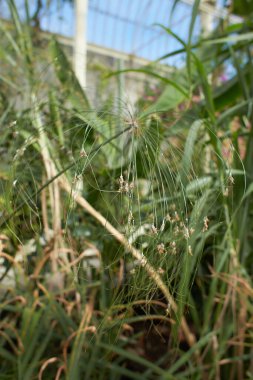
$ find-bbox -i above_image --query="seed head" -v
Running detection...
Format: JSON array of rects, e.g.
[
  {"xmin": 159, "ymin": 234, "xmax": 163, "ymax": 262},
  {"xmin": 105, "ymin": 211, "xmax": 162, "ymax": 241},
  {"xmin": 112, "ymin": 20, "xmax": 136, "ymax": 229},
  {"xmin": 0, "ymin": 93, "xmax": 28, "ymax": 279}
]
[
  {"xmin": 189, "ymin": 227, "xmax": 195, "ymax": 235},
  {"xmin": 183, "ymin": 225, "xmax": 190, "ymax": 239},
  {"xmin": 128, "ymin": 211, "xmax": 134, "ymax": 225},
  {"xmin": 228, "ymin": 174, "xmax": 235, "ymax": 185},
  {"xmin": 151, "ymin": 225, "xmax": 158, "ymax": 235},
  {"xmin": 118, "ymin": 175, "xmax": 134, "ymax": 194},
  {"xmin": 166, "ymin": 213, "xmax": 172, "ymax": 222},
  {"xmin": 203, "ymin": 216, "xmax": 209, "ymax": 232},
  {"xmin": 174, "ymin": 211, "xmax": 180, "ymax": 222},
  {"xmin": 157, "ymin": 243, "xmax": 166, "ymax": 254},
  {"xmin": 80, "ymin": 149, "xmax": 87, "ymax": 158},
  {"xmin": 170, "ymin": 241, "xmax": 177, "ymax": 255},
  {"xmin": 160, "ymin": 219, "xmax": 165, "ymax": 232},
  {"xmin": 173, "ymin": 226, "xmax": 179, "ymax": 236}
]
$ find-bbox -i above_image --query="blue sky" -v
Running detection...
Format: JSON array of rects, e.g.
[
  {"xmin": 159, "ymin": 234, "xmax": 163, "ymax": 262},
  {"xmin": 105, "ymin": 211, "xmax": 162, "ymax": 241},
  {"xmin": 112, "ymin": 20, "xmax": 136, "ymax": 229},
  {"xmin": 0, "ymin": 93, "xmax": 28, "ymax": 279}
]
[{"xmin": 1, "ymin": 0, "xmax": 203, "ymax": 65}]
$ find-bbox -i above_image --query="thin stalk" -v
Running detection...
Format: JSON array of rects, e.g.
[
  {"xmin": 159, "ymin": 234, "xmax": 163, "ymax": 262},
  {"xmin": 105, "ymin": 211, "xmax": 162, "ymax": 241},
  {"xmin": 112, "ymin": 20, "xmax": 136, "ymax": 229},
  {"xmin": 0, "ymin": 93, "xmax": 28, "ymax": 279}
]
[
  {"xmin": 0, "ymin": 126, "xmax": 132, "ymax": 230},
  {"xmin": 60, "ymin": 179, "xmax": 196, "ymax": 348}
]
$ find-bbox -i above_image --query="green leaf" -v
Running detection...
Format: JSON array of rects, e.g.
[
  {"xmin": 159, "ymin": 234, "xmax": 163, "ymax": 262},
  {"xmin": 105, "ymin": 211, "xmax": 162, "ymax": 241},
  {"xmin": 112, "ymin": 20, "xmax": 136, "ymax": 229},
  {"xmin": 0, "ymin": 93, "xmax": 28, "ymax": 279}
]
[
  {"xmin": 180, "ymin": 119, "xmax": 203, "ymax": 186},
  {"xmin": 163, "ymin": 332, "xmax": 215, "ymax": 377},
  {"xmin": 98, "ymin": 342, "xmax": 165, "ymax": 376},
  {"xmin": 232, "ymin": 0, "xmax": 253, "ymax": 16},
  {"xmin": 50, "ymin": 38, "xmax": 90, "ymax": 110},
  {"xmin": 108, "ymin": 68, "xmax": 189, "ymax": 98},
  {"xmin": 204, "ymin": 32, "xmax": 253, "ymax": 45},
  {"xmin": 50, "ymin": 38, "xmax": 126, "ymax": 169},
  {"xmin": 140, "ymin": 85, "xmax": 187, "ymax": 118},
  {"xmin": 186, "ymin": 176, "xmax": 213, "ymax": 195}
]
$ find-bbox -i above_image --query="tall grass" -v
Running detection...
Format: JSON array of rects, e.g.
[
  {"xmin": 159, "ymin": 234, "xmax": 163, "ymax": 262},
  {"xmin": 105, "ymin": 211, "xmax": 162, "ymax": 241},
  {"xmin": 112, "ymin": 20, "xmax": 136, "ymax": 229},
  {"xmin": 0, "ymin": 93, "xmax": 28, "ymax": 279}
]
[{"xmin": 0, "ymin": 1, "xmax": 252, "ymax": 379}]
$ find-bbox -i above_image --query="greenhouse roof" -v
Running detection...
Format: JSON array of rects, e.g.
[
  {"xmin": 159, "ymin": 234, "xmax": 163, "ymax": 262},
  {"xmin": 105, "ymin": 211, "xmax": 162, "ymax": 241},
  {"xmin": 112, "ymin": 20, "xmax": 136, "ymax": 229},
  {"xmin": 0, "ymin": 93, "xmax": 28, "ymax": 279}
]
[{"xmin": 0, "ymin": 0, "xmax": 236, "ymax": 66}]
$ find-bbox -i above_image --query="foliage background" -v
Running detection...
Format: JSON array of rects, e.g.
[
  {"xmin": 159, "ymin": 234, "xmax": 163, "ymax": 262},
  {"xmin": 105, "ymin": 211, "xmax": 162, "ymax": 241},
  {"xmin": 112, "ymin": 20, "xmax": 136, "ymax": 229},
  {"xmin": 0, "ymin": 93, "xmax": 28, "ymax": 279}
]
[{"xmin": 0, "ymin": 0, "xmax": 253, "ymax": 379}]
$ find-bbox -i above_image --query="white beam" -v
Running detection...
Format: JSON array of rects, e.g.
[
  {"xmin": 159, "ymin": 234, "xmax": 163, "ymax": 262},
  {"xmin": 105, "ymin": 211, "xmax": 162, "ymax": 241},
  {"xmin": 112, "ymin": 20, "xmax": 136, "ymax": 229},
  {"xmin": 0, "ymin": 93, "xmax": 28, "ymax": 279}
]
[
  {"xmin": 179, "ymin": 0, "xmax": 241, "ymax": 24},
  {"xmin": 74, "ymin": 0, "xmax": 88, "ymax": 88},
  {"xmin": 200, "ymin": 0, "xmax": 216, "ymax": 36}
]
